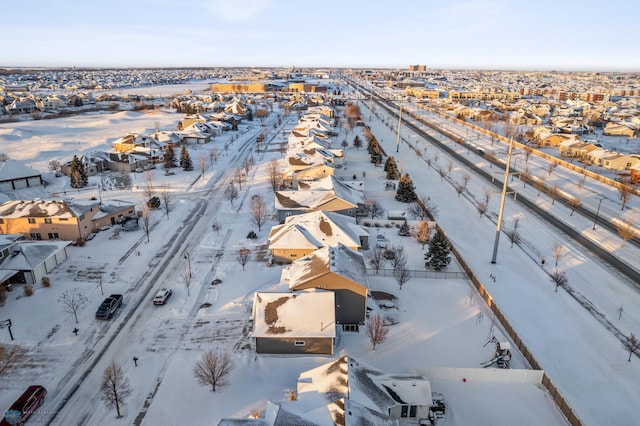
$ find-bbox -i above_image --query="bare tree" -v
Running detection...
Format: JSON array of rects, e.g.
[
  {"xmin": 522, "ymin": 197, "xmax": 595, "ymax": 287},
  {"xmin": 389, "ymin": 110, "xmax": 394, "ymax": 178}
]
[
  {"xmin": 367, "ymin": 245, "xmax": 385, "ymax": 274},
  {"xmin": 394, "ymin": 265, "xmax": 411, "ymax": 290},
  {"xmin": 462, "ymin": 172, "xmax": 471, "ymax": 188},
  {"xmin": 567, "ymin": 197, "xmax": 582, "ymax": 216},
  {"xmin": 224, "ymin": 183, "xmax": 239, "ymax": 206},
  {"xmin": 266, "ymin": 159, "xmax": 282, "ymax": 192},
  {"xmin": 534, "ymin": 175, "xmax": 546, "ymax": 197},
  {"xmin": 414, "ymin": 221, "xmax": 431, "ymax": 248},
  {"xmin": 617, "ymin": 219, "xmax": 637, "ymax": 247},
  {"xmin": 143, "ymin": 170, "xmax": 154, "ymax": 198},
  {"xmin": 485, "ymin": 150, "xmax": 496, "ymax": 168},
  {"xmin": 552, "ymin": 241, "xmax": 564, "ymax": 266},
  {"xmin": 578, "ymin": 174, "xmax": 587, "ymax": 190},
  {"xmin": 363, "ymin": 198, "xmax": 385, "ymax": 219},
  {"xmin": 506, "ymin": 217, "xmax": 521, "ymax": 248},
  {"xmin": 234, "ymin": 168, "xmax": 245, "ymax": 190},
  {"xmin": 446, "ymin": 160, "xmax": 453, "ymax": 175},
  {"xmin": 237, "ymin": 248, "xmax": 251, "ymax": 271},
  {"xmin": 477, "ymin": 201, "xmax": 488, "ymax": 217},
  {"xmin": 483, "ymin": 187, "xmax": 492, "ymax": 204},
  {"xmin": 523, "ymin": 146, "xmax": 533, "ymax": 165},
  {"xmin": 159, "ymin": 184, "xmax": 173, "ymax": 219},
  {"xmin": 618, "ymin": 185, "xmax": 634, "ymax": 211},
  {"xmin": 209, "ymin": 148, "xmax": 220, "ymax": 167},
  {"xmin": 390, "ymin": 245, "xmax": 407, "ymax": 274},
  {"xmin": 211, "ymin": 220, "xmax": 221, "ymax": 236},
  {"xmin": 438, "ymin": 167, "xmax": 447, "ymax": 181},
  {"xmin": 365, "ymin": 314, "xmax": 389, "ymax": 351},
  {"xmin": 101, "ymin": 361, "xmax": 131, "ymax": 418},
  {"xmin": 550, "ymin": 268, "xmax": 568, "ymax": 292},
  {"xmin": 549, "ymin": 184, "xmax": 561, "ymax": 205},
  {"xmin": 242, "ymin": 157, "xmax": 252, "ymax": 176},
  {"xmin": 199, "ymin": 153, "xmax": 208, "ymax": 178},
  {"xmin": 193, "ymin": 350, "xmax": 233, "ymax": 392},
  {"xmin": 58, "ymin": 288, "xmax": 88, "ymax": 323},
  {"xmin": 547, "ymin": 162, "xmax": 557, "ymax": 176},
  {"xmin": 249, "ymin": 194, "xmax": 270, "ymax": 231},
  {"xmin": 520, "ymin": 168, "xmax": 531, "ymax": 188},
  {"xmin": 139, "ymin": 203, "xmax": 151, "ymax": 243},
  {"xmin": 622, "ymin": 333, "xmax": 639, "ymax": 362}
]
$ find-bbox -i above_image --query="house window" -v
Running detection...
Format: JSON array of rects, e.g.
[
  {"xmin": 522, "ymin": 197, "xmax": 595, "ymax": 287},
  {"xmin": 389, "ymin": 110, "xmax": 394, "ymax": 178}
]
[
  {"xmin": 343, "ymin": 324, "xmax": 359, "ymax": 332},
  {"xmin": 47, "ymin": 233, "xmax": 59, "ymax": 240},
  {"xmin": 28, "ymin": 218, "xmax": 36, "ymax": 224},
  {"xmin": 401, "ymin": 405, "xmax": 408, "ymax": 418},
  {"xmin": 0, "ymin": 219, "xmax": 3, "ymax": 224},
  {"xmin": 44, "ymin": 218, "xmax": 52, "ymax": 224},
  {"xmin": 409, "ymin": 405, "xmax": 417, "ymax": 417},
  {"xmin": 30, "ymin": 233, "xmax": 42, "ymax": 240},
  {"xmin": 59, "ymin": 218, "xmax": 68, "ymax": 221},
  {"xmin": 294, "ymin": 341, "xmax": 305, "ymax": 347}
]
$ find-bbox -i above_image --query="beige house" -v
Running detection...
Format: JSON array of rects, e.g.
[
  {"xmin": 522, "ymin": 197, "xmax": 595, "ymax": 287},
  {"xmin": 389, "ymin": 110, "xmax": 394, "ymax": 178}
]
[
  {"xmin": 602, "ymin": 153, "xmax": 639, "ymax": 171},
  {"xmin": 283, "ymin": 244, "xmax": 369, "ymax": 328},
  {"xmin": 268, "ymin": 211, "xmax": 369, "ymax": 263},
  {"xmin": 603, "ymin": 122, "xmax": 635, "ymax": 137},
  {"xmin": 0, "ymin": 199, "xmax": 136, "ymax": 242}
]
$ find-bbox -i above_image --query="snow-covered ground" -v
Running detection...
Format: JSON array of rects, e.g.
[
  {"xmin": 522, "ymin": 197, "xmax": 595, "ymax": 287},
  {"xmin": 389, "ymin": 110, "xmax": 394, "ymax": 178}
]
[{"xmin": 0, "ymin": 84, "xmax": 638, "ymax": 426}]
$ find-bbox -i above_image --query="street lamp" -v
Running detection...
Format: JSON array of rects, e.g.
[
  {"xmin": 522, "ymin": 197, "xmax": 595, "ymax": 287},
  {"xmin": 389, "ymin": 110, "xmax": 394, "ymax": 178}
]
[
  {"xmin": 592, "ymin": 197, "xmax": 605, "ymax": 230},
  {"xmin": 184, "ymin": 252, "xmax": 192, "ymax": 278}
]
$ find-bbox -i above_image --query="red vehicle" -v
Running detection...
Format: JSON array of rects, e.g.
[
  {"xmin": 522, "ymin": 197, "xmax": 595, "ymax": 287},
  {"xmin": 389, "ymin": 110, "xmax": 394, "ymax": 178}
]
[{"xmin": 1, "ymin": 385, "xmax": 47, "ymax": 426}]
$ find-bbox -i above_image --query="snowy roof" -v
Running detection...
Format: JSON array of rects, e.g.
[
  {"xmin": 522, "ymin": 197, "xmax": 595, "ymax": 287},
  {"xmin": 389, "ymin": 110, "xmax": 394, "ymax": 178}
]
[
  {"xmin": 0, "ymin": 240, "xmax": 70, "ymax": 270},
  {"xmin": 0, "ymin": 160, "xmax": 42, "ymax": 181},
  {"xmin": 251, "ymin": 291, "xmax": 335, "ymax": 339},
  {"xmin": 274, "ymin": 188, "xmax": 357, "ymax": 211},
  {"xmin": 284, "ymin": 244, "xmax": 369, "ymax": 290},
  {"xmin": 268, "ymin": 211, "xmax": 367, "ymax": 251},
  {"xmin": 0, "ymin": 199, "xmax": 77, "ymax": 219},
  {"xmin": 291, "ymin": 356, "xmax": 431, "ymax": 425}
]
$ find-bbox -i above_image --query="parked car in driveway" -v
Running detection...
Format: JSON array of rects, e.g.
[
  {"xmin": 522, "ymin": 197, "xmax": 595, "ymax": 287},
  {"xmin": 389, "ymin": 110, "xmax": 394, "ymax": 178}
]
[
  {"xmin": 153, "ymin": 288, "xmax": 172, "ymax": 305},
  {"xmin": 95, "ymin": 294, "xmax": 123, "ymax": 319}
]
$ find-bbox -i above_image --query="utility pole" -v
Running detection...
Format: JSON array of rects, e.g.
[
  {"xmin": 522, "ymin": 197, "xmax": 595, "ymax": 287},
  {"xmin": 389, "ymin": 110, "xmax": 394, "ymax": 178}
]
[
  {"xmin": 396, "ymin": 96, "xmax": 404, "ymax": 153},
  {"xmin": 491, "ymin": 138, "xmax": 514, "ymax": 264},
  {"xmin": 592, "ymin": 196, "xmax": 605, "ymax": 230}
]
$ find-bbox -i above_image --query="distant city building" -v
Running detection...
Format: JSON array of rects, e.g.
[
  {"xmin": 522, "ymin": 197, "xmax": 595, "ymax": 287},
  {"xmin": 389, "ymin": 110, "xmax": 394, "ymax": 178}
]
[{"xmin": 409, "ymin": 64, "xmax": 427, "ymax": 71}]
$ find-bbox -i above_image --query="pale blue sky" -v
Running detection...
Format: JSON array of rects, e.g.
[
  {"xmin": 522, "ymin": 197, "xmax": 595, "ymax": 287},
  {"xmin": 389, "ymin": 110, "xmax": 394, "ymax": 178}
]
[{"xmin": 4, "ymin": 0, "xmax": 638, "ymax": 71}]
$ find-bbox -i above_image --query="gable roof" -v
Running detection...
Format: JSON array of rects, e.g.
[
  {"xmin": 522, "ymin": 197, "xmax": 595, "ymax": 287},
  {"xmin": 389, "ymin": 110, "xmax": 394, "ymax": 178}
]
[
  {"xmin": 290, "ymin": 356, "xmax": 431, "ymax": 425},
  {"xmin": 284, "ymin": 244, "xmax": 369, "ymax": 290},
  {"xmin": 252, "ymin": 291, "xmax": 335, "ymax": 339},
  {"xmin": 0, "ymin": 160, "xmax": 42, "ymax": 181},
  {"xmin": 268, "ymin": 211, "xmax": 367, "ymax": 251}
]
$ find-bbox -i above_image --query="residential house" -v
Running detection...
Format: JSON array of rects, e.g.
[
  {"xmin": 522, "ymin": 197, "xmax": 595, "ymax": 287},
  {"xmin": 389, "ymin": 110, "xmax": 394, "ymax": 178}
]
[
  {"xmin": 0, "ymin": 199, "xmax": 135, "ymax": 242},
  {"xmin": 287, "ymin": 163, "xmax": 336, "ymax": 187},
  {"xmin": 275, "ymin": 176, "xmax": 365, "ymax": 222},
  {"xmin": 267, "ymin": 211, "xmax": 369, "ymax": 263},
  {"xmin": 252, "ymin": 291, "xmax": 336, "ymax": 355},
  {"xmin": 283, "ymin": 244, "xmax": 369, "ymax": 327},
  {"xmin": 218, "ymin": 356, "xmax": 434, "ymax": 425},
  {"xmin": 0, "ymin": 236, "xmax": 70, "ymax": 287},
  {"xmin": 603, "ymin": 122, "xmax": 635, "ymax": 137},
  {"xmin": 0, "ymin": 160, "xmax": 44, "ymax": 191},
  {"xmin": 586, "ymin": 149, "xmax": 623, "ymax": 167},
  {"xmin": 601, "ymin": 153, "xmax": 639, "ymax": 171}
]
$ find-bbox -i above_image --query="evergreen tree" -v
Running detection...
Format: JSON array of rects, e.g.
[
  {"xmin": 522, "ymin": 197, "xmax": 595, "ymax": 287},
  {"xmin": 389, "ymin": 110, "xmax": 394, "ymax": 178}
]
[
  {"xmin": 424, "ymin": 228, "xmax": 452, "ymax": 271},
  {"xmin": 352, "ymin": 135, "xmax": 362, "ymax": 150},
  {"xmin": 69, "ymin": 154, "xmax": 88, "ymax": 188},
  {"xmin": 385, "ymin": 156, "xmax": 399, "ymax": 180},
  {"xmin": 395, "ymin": 173, "xmax": 417, "ymax": 203},
  {"xmin": 398, "ymin": 220, "xmax": 411, "ymax": 236},
  {"xmin": 164, "ymin": 145, "xmax": 176, "ymax": 170},
  {"xmin": 180, "ymin": 145, "xmax": 193, "ymax": 171}
]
